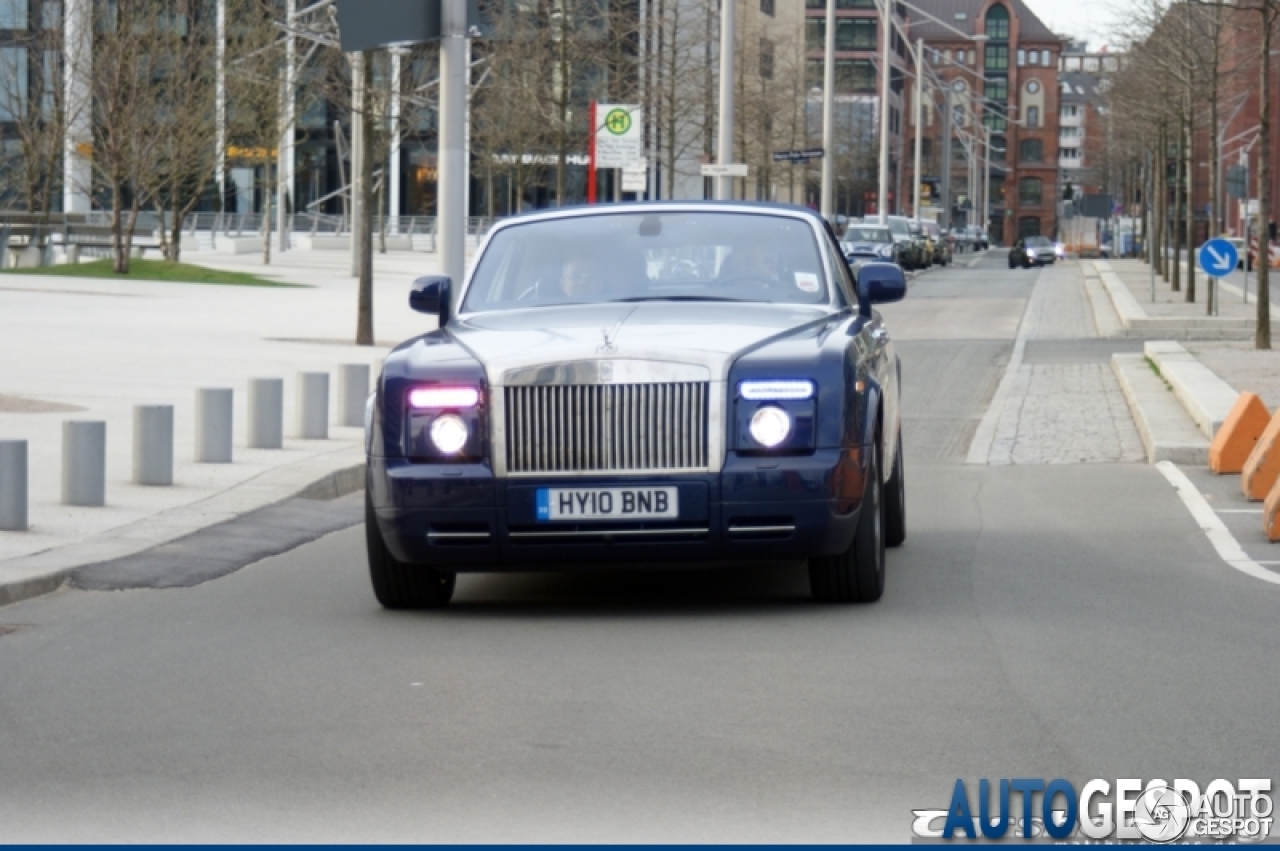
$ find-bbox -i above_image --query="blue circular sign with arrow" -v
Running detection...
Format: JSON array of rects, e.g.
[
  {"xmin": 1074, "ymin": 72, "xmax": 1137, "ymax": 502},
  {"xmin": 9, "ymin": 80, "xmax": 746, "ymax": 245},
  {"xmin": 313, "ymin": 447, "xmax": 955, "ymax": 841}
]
[{"xmin": 1198, "ymin": 238, "xmax": 1239, "ymax": 277}]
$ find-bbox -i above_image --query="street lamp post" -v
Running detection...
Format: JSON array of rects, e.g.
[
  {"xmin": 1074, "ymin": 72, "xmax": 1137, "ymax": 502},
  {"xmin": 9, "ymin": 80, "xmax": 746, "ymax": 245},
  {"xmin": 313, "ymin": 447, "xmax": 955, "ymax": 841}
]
[
  {"xmin": 821, "ymin": 0, "xmax": 837, "ymax": 220},
  {"xmin": 876, "ymin": 0, "xmax": 891, "ymax": 224},
  {"xmin": 912, "ymin": 37, "xmax": 923, "ymax": 228},
  {"xmin": 716, "ymin": 0, "xmax": 736, "ymax": 201}
]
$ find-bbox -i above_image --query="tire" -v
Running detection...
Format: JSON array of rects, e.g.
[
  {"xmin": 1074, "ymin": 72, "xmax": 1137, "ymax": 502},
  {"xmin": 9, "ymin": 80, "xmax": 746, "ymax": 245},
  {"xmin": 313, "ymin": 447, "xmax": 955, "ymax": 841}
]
[
  {"xmin": 883, "ymin": 429, "xmax": 906, "ymax": 548},
  {"xmin": 1008, "ymin": 259, "xmax": 1016, "ymax": 269},
  {"xmin": 809, "ymin": 439, "xmax": 886, "ymax": 604},
  {"xmin": 366, "ymin": 488, "xmax": 456, "ymax": 609}
]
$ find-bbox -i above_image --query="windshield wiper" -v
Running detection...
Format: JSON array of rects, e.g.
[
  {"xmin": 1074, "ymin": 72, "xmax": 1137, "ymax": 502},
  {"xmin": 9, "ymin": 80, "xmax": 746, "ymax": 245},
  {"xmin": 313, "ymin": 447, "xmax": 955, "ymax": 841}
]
[{"xmin": 617, "ymin": 295, "xmax": 749, "ymax": 303}]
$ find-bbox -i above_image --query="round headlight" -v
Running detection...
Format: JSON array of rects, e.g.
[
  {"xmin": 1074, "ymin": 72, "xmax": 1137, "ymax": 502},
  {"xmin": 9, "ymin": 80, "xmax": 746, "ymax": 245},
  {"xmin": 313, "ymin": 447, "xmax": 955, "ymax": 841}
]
[
  {"xmin": 749, "ymin": 406, "xmax": 792, "ymax": 448},
  {"xmin": 429, "ymin": 414, "xmax": 469, "ymax": 454}
]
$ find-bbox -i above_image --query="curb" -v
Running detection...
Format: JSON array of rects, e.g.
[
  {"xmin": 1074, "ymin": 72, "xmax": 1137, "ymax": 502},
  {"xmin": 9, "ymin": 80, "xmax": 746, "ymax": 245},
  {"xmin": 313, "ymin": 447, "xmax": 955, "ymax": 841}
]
[
  {"xmin": 1094, "ymin": 261, "xmax": 1255, "ymax": 340},
  {"xmin": 1143, "ymin": 341, "xmax": 1239, "ymax": 439},
  {"xmin": 1111, "ymin": 353, "xmax": 1209, "ymax": 465},
  {"xmin": 0, "ymin": 451, "xmax": 366, "ymax": 610}
]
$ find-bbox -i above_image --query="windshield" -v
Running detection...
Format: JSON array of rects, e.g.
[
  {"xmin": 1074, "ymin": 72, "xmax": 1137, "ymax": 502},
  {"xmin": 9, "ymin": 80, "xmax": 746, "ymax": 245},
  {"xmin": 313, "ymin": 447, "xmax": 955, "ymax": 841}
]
[
  {"xmin": 461, "ymin": 211, "xmax": 829, "ymax": 312},
  {"xmin": 886, "ymin": 219, "xmax": 910, "ymax": 238},
  {"xmin": 1026, "ymin": 236, "xmax": 1052, "ymax": 247},
  {"xmin": 845, "ymin": 227, "xmax": 892, "ymax": 243}
]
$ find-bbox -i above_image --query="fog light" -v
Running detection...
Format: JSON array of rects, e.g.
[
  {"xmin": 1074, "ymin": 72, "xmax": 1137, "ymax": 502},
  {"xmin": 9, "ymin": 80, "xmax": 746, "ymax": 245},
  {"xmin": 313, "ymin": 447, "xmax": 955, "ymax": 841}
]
[
  {"xmin": 429, "ymin": 414, "xmax": 469, "ymax": 454},
  {"xmin": 749, "ymin": 406, "xmax": 792, "ymax": 448}
]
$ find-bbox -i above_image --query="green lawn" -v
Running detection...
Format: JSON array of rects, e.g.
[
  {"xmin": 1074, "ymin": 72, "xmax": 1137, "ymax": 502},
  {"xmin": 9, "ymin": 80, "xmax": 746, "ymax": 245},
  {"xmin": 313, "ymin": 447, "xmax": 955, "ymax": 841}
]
[{"xmin": 0, "ymin": 258, "xmax": 306, "ymax": 287}]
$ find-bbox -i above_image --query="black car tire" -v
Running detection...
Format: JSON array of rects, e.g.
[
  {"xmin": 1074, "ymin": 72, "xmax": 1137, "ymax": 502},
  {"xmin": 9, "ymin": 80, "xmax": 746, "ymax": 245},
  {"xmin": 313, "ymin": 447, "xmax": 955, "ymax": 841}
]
[
  {"xmin": 1008, "ymin": 259, "xmax": 1016, "ymax": 269},
  {"xmin": 366, "ymin": 488, "xmax": 456, "ymax": 609},
  {"xmin": 884, "ymin": 428, "xmax": 906, "ymax": 548},
  {"xmin": 809, "ymin": 439, "xmax": 885, "ymax": 604}
]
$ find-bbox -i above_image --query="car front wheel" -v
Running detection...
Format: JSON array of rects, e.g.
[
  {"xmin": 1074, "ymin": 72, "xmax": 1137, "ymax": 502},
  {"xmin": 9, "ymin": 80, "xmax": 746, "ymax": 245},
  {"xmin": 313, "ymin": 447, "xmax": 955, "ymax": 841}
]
[
  {"xmin": 884, "ymin": 428, "xmax": 906, "ymax": 548},
  {"xmin": 366, "ymin": 487, "xmax": 456, "ymax": 609},
  {"xmin": 809, "ymin": 440, "xmax": 885, "ymax": 603}
]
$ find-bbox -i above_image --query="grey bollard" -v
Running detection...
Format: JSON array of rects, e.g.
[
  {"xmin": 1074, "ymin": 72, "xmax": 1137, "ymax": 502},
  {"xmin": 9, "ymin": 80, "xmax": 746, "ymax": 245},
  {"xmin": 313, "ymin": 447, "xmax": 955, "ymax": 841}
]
[
  {"xmin": 338, "ymin": 364, "xmax": 371, "ymax": 428},
  {"xmin": 62, "ymin": 420, "xmax": 106, "ymax": 507},
  {"xmin": 0, "ymin": 440, "xmax": 28, "ymax": 531},
  {"xmin": 298, "ymin": 372, "xmax": 330, "ymax": 439},
  {"xmin": 248, "ymin": 378, "xmax": 284, "ymax": 449},
  {"xmin": 133, "ymin": 405, "xmax": 174, "ymax": 486},
  {"xmin": 195, "ymin": 388, "xmax": 233, "ymax": 463}
]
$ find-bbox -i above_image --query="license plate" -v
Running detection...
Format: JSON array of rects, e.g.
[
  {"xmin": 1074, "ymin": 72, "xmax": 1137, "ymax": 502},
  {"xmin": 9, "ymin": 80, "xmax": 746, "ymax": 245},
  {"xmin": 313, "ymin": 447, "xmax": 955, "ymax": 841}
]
[{"xmin": 536, "ymin": 487, "xmax": 679, "ymax": 522}]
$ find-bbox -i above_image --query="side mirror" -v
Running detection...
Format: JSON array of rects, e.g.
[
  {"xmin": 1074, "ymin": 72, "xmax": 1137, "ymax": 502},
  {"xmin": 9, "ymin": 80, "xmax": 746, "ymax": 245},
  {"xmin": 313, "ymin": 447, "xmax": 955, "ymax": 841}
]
[
  {"xmin": 855, "ymin": 262, "xmax": 906, "ymax": 316},
  {"xmin": 410, "ymin": 275, "xmax": 452, "ymax": 326}
]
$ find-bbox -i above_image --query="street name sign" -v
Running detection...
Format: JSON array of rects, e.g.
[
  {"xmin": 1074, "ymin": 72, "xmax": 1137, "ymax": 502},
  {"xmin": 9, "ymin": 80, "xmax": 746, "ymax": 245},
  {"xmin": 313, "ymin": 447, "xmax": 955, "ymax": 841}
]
[
  {"xmin": 1198, "ymin": 238, "xmax": 1238, "ymax": 277},
  {"xmin": 594, "ymin": 104, "xmax": 643, "ymax": 169},
  {"xmin": 701, "ymin": 163, "xmax": 749, "ymax": 177},
  {"xmin": 772, "ymin": 148, "xmax": 824, "ymax": 163}
]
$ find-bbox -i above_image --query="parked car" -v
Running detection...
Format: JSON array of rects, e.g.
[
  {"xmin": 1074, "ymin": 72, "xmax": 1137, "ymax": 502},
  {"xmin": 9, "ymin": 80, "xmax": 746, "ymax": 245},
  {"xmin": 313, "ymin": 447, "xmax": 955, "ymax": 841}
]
[
  {"xmin": 966, "ymin": 226, "xmax": 990, "ymax": 250},
  {"xmin": 921, "ymin": 221, "xmax": 952, "ymax": 266},
  {"xmin": 842, "ymin": 224, "xmax": 899, "ymax": 266},
  {"xmin": 366, "ymin": 203, "xmax": 909, "ymax": 607},
  {"xmin": 886, "ymin": 215, "xmax": 926, "ymax": 269},
  {"xmin": 1227, "ymin": 237, "xmax": 1254, "ymax": 270},
  {"xmin": 1009, "ymin": 235, "xmax": 1057, "ymax": 268}
]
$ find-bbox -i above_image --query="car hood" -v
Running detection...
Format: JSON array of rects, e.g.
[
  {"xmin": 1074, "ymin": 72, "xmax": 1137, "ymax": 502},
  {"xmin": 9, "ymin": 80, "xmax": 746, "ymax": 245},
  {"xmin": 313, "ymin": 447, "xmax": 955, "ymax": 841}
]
[{"xmin": 446, "ymin": 301, "xmax": 835, "ymax": 386}]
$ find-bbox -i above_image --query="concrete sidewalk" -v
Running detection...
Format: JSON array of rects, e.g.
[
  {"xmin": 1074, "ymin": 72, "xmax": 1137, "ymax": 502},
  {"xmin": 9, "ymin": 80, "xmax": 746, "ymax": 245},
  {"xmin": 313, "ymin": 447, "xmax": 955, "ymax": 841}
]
[{"xmin": 0, "ymin": 247, "xmax": 446, "ymax": 606}]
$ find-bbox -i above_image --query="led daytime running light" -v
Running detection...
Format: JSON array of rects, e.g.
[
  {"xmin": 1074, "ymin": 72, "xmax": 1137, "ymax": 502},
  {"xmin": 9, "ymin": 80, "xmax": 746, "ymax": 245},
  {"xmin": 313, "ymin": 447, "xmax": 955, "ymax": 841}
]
[
  {"xmin": 408, "ymin": 386, "xmax": 481, "ymax": 409},
  {"xmin": 740, "ymin": 380, "xmax": 815, "ymax": 401}
]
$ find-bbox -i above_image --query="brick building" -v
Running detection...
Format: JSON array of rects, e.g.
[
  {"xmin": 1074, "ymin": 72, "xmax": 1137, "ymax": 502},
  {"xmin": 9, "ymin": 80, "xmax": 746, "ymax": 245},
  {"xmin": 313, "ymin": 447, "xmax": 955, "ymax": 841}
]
[{"xmin": 902, "ymin": 0, "xmax": 1064, "ymax": 244}]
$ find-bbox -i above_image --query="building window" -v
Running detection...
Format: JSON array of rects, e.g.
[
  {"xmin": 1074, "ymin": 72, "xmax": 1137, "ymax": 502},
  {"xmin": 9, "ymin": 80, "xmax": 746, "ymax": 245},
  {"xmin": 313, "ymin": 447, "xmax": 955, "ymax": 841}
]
[
  {"xmin": 1018, "ymin": 216, "xmax": 1042, "ymax": 237},
  {"xmin": 1062, "ymin": 105, "xmax": 1078, "ymax": 118},
  {"xmin": 990, "ymin": 134, "xmax": 1007, "ymax": 162},
  {"xmin": 0, "ymin": 0, "xmax": 28, "ymax": 29},
  {"xmin": 41, "ymin": 0, "xmax": 57, "ymax": 29},
  {"xmin": 943, "ymin": 49, "xmax": 952, "ymax": 63},
  {"xmin": 1025, "ymin": 106, "xmax": 1039, "ymax": 127},
  {"xmin": 1020, "ymin": 139, "xmax": 1043, "ymax": 161},
  {"xmin": 760, "ymin": 0, "xmax": 774, "ymax": 16},
  {"xmin": 0, "ymin": 47, "xmax": 27, "ymax": 119},
  {"xmin": 984, "ymin": 77, "xmax": 1007, "ymax": 103},
  {"xmin": 1042, "ymin": 50, "xmax": 1051, "ymax": 66},
  {"xmin": 1017, "ymin": 49, "xmax": 1026, "ymax": 66},
  {"xmin": 955, "ymin": 49, "xmax": 965, "ymax": 64},
  {"xmin": 985, "ymin": 3, "xmax": 1010, "ymax": 40},
  {"xmin": 1019, "ymin": 178, "xmax": 1043, "ymax": 205},
  {"xmin": 1061, "ymin": 125, "xmax": 1080, "ymax": 138},
  {"xmin": 759, "ymin": 38, "xmax": 774, "ymax": 80},
  {"xmin": 985, "ymin": 45, "xmax": 1008, "ymax": 70},
  {"xmin": 852, "ymin": 18, "xmax": 876, "ymax": 49},
  {"xmin": 1061, "ymin": 147, "xmax": 1081, "ymax": 159}
]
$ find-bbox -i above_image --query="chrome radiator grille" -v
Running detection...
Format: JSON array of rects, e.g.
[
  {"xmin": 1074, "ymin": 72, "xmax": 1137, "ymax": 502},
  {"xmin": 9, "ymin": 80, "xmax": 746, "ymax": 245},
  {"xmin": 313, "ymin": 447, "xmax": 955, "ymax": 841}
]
[{"xmin": 504, "ymin": 382, "xmax": 709, "ymax": 474}]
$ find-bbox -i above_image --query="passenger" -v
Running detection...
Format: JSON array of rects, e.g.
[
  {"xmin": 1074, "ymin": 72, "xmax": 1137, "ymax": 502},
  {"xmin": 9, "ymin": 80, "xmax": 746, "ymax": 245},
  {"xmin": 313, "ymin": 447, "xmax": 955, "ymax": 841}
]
[
  {"xmin": 559, "ymin": 256, "xmax": 605, "ymax": 298},
  {"xmin": 720, "ymin": 243, "xmax": 782, "ymax": 284}
]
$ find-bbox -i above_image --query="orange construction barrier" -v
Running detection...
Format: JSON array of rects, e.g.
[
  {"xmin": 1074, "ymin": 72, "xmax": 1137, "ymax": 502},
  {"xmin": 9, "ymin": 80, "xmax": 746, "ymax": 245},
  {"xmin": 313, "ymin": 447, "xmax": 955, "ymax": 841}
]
[
  {"xmin": 1266, "ymin": 478, "xmax": 1280, "ymax": 543},
  {"xmin": 1241, "ymin": 410, "xmax": 1280, "ymax": 501},
  {"xmin": 1210, "ymin": 393, "xmax": 1271, "ymax": 474}
]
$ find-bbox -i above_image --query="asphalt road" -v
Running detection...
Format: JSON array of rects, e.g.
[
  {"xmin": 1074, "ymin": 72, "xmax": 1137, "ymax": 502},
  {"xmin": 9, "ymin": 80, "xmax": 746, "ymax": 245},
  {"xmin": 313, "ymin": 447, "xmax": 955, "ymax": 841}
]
[{"xmin": 1, "ymin": 253, "xmax": 1276, "ymax": 843}]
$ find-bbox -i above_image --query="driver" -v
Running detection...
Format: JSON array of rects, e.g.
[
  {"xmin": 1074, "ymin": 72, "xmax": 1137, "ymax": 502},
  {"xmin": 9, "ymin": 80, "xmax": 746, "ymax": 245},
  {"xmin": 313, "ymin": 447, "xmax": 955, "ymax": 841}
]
[
  {"xmin": 559, "ymin": 256, "xmax": 605, "ymax": 298},
  {"xmin": 720, "ymin": 243, "xmax": 781, "ymax": 284}
]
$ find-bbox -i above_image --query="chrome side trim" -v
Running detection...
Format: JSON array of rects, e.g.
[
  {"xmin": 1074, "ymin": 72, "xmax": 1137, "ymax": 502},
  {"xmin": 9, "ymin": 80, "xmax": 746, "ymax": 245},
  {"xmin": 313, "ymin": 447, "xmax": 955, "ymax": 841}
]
[
  {"xmin": 727, "ymin": 525, "xmax": 797, "ymax": 534},
  {"xmin": 427, "ymin": 532, "xmax": 492, "ymax": 540}
]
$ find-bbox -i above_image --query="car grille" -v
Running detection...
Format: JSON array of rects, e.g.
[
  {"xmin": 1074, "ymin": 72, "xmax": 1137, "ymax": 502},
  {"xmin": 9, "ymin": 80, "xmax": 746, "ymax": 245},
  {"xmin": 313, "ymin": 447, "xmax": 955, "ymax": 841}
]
[{"xmin": 504, "ymin": 382, "xmax": 709, "ymax": 474}]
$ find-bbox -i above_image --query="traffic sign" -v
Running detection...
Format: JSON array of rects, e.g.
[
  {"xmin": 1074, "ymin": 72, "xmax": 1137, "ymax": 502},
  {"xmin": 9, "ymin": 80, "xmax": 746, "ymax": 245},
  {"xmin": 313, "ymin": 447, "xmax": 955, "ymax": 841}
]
[
  {"xmin": 594, "ymin": 104, "xmax": 643, "ymax": 169},
  {"xmin": 1198, "ymin": 238, "xmax": 1238, "ymax": 277},
  {"xmin": 701, "ymin": 163, "xmax": 749, "ymax": 177},
  {"xmin": 772, "ymin": 148, "xmax": 824, "ymax": 163}
]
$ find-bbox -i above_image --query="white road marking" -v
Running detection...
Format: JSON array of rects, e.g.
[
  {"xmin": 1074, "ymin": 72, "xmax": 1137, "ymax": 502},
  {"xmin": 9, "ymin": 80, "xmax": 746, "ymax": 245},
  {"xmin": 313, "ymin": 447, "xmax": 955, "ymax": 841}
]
[
  {"xmin": 965, "ymin": 266, "xmax": 1038, "ymax": 464},
  {"xmin": 966, "ymin": 250, "xmax": 988, "ymax": 269},
  {"xmin": 1217, "ymin": 509, "xmax": 1264, "ymax": 514},
  {"xmin": 1156, "ymin": 461, "xmax": 1280, "ymax": 586}
]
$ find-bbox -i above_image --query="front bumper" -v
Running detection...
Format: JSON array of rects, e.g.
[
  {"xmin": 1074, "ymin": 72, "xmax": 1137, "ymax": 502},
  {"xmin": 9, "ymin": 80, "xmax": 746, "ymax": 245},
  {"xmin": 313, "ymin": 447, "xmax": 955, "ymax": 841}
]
[{"xmin": 369, "ymin": 449, "xmax": 866, "ymax": 570}]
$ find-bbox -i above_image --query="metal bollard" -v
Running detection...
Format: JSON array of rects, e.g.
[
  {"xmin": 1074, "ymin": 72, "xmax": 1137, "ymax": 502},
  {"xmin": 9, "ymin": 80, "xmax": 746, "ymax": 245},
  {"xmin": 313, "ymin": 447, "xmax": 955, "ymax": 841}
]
[
  {"xmin": 62, "ymin": 420, "xmax": 106, "ymax": 507},
  {"xmin": 248, "ymin": 378, "xmax": 284, "ymax": 449},
  {"xmin": 338, "ymin": 364, "xmax": 370, "ymax": 428},
  {"xmin": 195, "ymin": 388, "xmax": 233, "ymax": 463},
  {"xmin": 298, "ymin": 372, "xmax": 330, "ymax": 439},
  {"xmin": 133, "ymin": 405, "xmax": 174, "ymax": 486},
  {"xmin": 0, "ymin": 440, "xmax": 28, "ymax": 531}
]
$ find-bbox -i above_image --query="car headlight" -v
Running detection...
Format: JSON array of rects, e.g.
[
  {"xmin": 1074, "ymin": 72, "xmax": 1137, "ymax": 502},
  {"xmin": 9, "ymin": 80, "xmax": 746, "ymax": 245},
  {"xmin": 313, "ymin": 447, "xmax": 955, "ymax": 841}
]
[
  {"xmin": 749, "ymin": 406, "xmax": 792, "ymax": 448},
  {"xmin": 408, "ymin": 386, "xmax": 480, "ymax": 409},
  {"xmin": 739, "ymin": 379, "xmax": 815, "ymax": 401},
  {"xmin": 429, "ymin": 414, "xmax": 470, "ymax": 454},
  {"xmin": 879, "ymin": 246, "xmax": 894, "ymax": 259},
  {"xmin": 1026, "ymin": 249, "xmax": 1036, "ymax": 258}
]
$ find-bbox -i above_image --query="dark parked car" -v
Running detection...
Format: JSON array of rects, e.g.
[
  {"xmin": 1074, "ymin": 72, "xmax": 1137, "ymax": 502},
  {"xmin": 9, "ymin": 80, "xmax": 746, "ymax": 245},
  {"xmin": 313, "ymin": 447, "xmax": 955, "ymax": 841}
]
[
  {"xmin": 842, "ymin": 224, "xmax": 899, "ymax": 266},
  {"xmin": 921, "ymin": 221, "xmax": 952, "ymax": 266},
  {"xmin": 966, "ymin": 226, "xmax": 990, "ymax": 250},
  {"xmin": 1009, "ymin": 235, "xmax": 1057, "ymax": 268},
  {"xmin": 365, "ymin": 203, "xmax": 908, "ymax": 607}
]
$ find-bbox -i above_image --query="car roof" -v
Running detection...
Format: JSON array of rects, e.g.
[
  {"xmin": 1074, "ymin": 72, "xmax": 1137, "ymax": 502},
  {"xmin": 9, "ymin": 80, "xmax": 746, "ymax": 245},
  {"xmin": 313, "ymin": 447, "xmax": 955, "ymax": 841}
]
[{"xmin": 495, "ymin": 200, "xmax": 830, "ymax": 230}]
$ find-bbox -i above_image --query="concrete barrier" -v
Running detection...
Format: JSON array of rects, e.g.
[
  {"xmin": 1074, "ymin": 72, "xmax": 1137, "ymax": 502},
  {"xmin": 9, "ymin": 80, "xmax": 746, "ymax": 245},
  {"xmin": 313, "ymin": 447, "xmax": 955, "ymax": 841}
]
[
  {"xmin": 248, "ymin": 378, "xmax": 284, "ymax": 449},
  {"xmin": 133, "ymin": 405, "xmax": 174, "ymax": 486},
  {"xmin": 196, "ymin": 388, "xmax": 234, "ymax": 463},
  {"xmin": 1144, "ymin": 341, "xmax": 1240, "ymax": 439},
  {"xmin": 1266, "ymin": 478, "xmax": 1280, "ymax": 542},
  {"xmin": 0, "ymin": 439, "xmax": 28, "ymax": 531},
  {"xmin": 62, "ymin": 420, "xmax": 106, "ymax": 506},
  {"xmin": 1242, "ymin": 410, "xmax": 1280, "ymax": 501},
  {"xmin": 338, "ymin": 364, "xmax": 370, "ymax": 428},
  {"xmin": 1209, "ymin": 393, "xmax": 1271, "ymax": 474},
  {"xmin": 298, "ymin": 372, "xmax": 330, "ymax": 439}
]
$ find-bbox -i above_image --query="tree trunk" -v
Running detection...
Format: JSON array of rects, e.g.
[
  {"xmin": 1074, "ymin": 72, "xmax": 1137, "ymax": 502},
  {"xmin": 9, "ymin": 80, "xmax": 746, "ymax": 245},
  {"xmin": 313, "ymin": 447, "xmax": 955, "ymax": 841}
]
[
  {"xmin": 111, "ymin": 179, "xmax": 129, "ymax": 274},
  {"xmin": 1257, "ymin": 1, "xmax": 1272, "ymax": 349},
  {"xmin": 1172, "ymin": 113, "xmax": 1183, "ymax": 292},
  {"xmin": 262, "ymin": 157, "xmax": 272, "ymax": 265},
  {"xmin": 1185, "ymin": 99, "xmax": 1195, "ymax": 302}
]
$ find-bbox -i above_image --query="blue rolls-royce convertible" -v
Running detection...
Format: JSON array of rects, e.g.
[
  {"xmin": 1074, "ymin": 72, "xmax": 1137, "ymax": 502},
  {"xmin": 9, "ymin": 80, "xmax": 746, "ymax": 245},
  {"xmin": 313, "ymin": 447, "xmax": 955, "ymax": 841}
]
[{"xmin": 365, "ymin": 203, "xmax": 907, "ymax": 607}]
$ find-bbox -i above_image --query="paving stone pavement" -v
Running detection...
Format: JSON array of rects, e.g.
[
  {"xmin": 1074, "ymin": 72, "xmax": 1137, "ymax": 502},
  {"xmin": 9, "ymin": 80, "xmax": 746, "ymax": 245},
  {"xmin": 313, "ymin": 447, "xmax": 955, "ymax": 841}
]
[{"xmin": 980, "ymin": 262, "xmax": 1146, "ymax": 465}]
